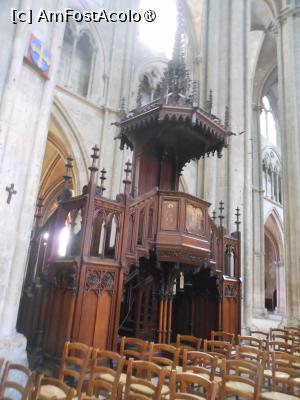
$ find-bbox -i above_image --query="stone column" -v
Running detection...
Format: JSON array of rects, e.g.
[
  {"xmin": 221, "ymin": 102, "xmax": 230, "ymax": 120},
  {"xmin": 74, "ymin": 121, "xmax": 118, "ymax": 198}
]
[
  {"xmin": 277, "ymin": 2, "xmax": 300, "ymax": 324},
  {"xmin": 200, "ymin": 0, "xmax": 252, "ymax": 331},
  {"xmin": 0, "ymin": 0, "xmax": 65, "ymax": 362},
  {"xmin": 252, "ymin": 104, "xmax": 267, "ymax": 316}
]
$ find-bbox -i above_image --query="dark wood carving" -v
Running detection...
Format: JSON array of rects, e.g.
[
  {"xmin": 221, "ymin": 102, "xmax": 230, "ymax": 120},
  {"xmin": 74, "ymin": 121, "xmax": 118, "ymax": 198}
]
[{"xmin": 17, "ymin": 21, "xmax": 241, "ymax": 371}]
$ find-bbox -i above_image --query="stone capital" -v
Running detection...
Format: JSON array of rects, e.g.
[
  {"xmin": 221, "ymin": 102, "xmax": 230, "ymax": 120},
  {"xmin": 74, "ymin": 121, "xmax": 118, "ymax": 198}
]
[{"xmin": 252, "ymin": 104, "xmax": 263, "ymax": 113}]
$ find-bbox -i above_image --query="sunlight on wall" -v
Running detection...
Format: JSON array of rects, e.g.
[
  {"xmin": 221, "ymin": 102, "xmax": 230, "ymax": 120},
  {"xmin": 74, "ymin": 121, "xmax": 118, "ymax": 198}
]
[
  {"xmin": 139, "ymin": 0, "xmax": 177, "ymax": 58},
  {"xmin": 58, "ymin": 226, "xmax": 70, "ymax": 256}
]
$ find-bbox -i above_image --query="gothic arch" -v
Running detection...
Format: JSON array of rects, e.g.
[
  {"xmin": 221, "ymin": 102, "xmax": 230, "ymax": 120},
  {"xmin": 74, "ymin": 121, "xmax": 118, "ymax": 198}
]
[
  {"xmin": 264, "ymin": 211, "xmax": 285, "ymax": 313},
  {"xmin": 52, "ymin": 97, "xmax": 89, "ymax": 189}
]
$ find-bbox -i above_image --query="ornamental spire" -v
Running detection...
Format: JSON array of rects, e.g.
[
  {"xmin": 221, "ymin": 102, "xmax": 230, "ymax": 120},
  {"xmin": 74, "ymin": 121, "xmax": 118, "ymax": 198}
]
[{"xmin": 172, "ymin": 0, "xmax": 185, "ymax": 65}]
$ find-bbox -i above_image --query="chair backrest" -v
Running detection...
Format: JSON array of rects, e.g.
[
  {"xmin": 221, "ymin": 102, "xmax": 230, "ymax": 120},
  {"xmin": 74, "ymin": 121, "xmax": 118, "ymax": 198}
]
[
  {"xmin": 267, "ymin": 340, "xmax": 293, "ymax": 353},
  {"xmin": 270, "ymin": 351, "xmax": 300, "ymax": 393},
  {"xmin": 250, "ymin": 330, "xmax": 269, "ymax": 340},
  {"xmin": 176, "ymin": 335, "xmax": 201, "ymax": 351},
  {"xmin": 120, "ymin": 337, "xmax": 148, "ymax": 362},
  {"xmin": 59, "ymin": 341, "xmax": 92, "ymax": 395},
  {"xmin": 270, "ymin": 328, "xmax": 287, "ymax": 340},
  {"xmin": 34, "ymin": 374, "xmax": 76, "ymax": 400},
  {"xmin": 87, "ymin": 349, "xmax": 125, "ymax": 399},
  {"xmin": 221, "ymin": 359, "xmax": 263, "ymax": 399},
  {"xmin": 249, "ymin": 330, "xmax": 269, "ymax": 349},
  {"xmin": 284, "ymin": 326, "xmax": 300, "ymax": 333},
  {"xmin": 236, "ymin": 345, "xmax": 264, "ymax": 363},
  {"xmin": 124, "ymin": 359, "xmax": 167, "ymax": 400},
  {"xmin": 237, "ymin": 335, "xmax": 263, "ymax": 349},
  {"xmin": 203, "ymin": 339, "xmax": 232, "ymax": 359},
  {"xmin": 0, "ymin": 362, "xmax": 34, "ymax": 400},
  {"xmin": 211, "ymin": 330, "xmax": 235, "ymax": 344},
  {"xmin": 149, "ymin": 343, "xmax": 180, "ymax": 369},
  {"xmin": 182, "ymin": 350, "xmax": 217, "ymax": 381},
  {"xmin": 169, "ymin": 370, "xmax": 218, "ymax": 400}
]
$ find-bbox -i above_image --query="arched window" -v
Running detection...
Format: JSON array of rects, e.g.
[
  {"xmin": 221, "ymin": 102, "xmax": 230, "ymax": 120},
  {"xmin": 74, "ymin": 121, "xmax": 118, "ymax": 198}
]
[
  {"xmin": 58, "ymin": 24, "xmax": 94, "ymax": 98},
  {"xmin": 262, "ymin": 150, "xmax": 282, "ymax": 205},
  {"xmin": 260, "ymin": 96, "xmax": 277, "ymax": 145},
  {"xmin": 58, "ymin": 23, "xmax": 73, "ymax": 86},
  {"xmin": 73, "ymin": 32, "xmax": 93, "ymax": 97}
]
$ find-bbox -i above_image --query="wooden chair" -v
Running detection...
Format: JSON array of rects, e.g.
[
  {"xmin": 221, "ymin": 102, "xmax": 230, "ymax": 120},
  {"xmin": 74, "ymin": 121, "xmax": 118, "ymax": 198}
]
[
  {"xmin": 120, "ymin": 337, "xmax": 148, "ymax": 363},
  {"xmin": 182, "ymin": 350, "xmax": 218, "ymax": 383},
  {"xmin": 250, "ymin": 330, "xmax": 269, "ymax": 340},
  {"xmin": 260, "ymin": 351, "xmax": 300, "ymax": 399},
  {"xmin": 263, "ymin": 345, "xmax": 295, "ymax": 388},
  {"xmin": 237, "ymin": 335, "xmax": 263, "ymax": 349},
  {"xmin": 176, "ymin": 335, "xmax": 201, "ymax": 352},
  {"xmin": 236, "ymin": 345, "xmax": 264, "ymax": 363},
  {"xmin": 149, "ymin": 342, "xmax": 180, "ymax": 373},
  {"xmin": 250, "ymin": 330, "xmax": 269, "ymax": 349},
  {"xmin": 169, "ymin": 370, "xmax": 218, "ymax": 400},
  {"xmin": 86, "ymin": 349, "xmax": 125, "ymax": 400},
  {"xmin": 0, "ymin": 362, "xmax": 34, "ymax": 400},
  {"xmin": 270, "ymin": 328, "xmax": 287, "ymax": 340},
  {"xmin": 203, "ymin": 340, "xmax": 232, "ymax": 361},
  {"xmin": 38, "ymin": 341, "xmax": 91, "ymax": 399},
  {"xmin": 220, "ymin": 359, "xmax": 263, "ymax": 400},
  {"xmin": 211, "ymin": 331, "xmax": 235, "ymax": 345},
  {"xmin": 124, "ymin": 359, "xmax": 168, "ymax": 400},
  {"xmin": 267, "ymin": 340, "xmax": 293, "ymax": 353},
  {"xmin": 33, "ymin": 375, "xmax": 76, "ymax": 400},
  {"xmin": 284, "ymin": 326, "xmax": 300, "ymax": 334}
]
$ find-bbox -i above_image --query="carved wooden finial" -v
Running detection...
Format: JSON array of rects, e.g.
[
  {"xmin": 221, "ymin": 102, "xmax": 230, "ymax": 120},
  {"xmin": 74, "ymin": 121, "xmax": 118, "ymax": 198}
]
[
  {"xmin": 208, "ymin": 89, "xmax": 213, "ymax": 115},
  {"xmin": 235, "ymin": 207, "xmax": 241, "ymax": 232},
  {"xmin": 34, "ymin": 196, "xmax": 44, "ymax": 227},
  {"xmin": 89, "ymin": 145, "xmax": 99, "ymax": 173},
  {"xmin": 224, "ymin": 106, "xmax": 230, "ymax": 130},
  {"xmin": 192, "ymin": 80, "xmax": 199, "ymax": 107},
  {"xmin": 218, "ymin": 201, "xmax": 225, "ymax": 227},
  {"xmin": 99, "ymin": 168, "xmax": 107, "ymax": 195},
  {"xmin": 123, "ymin": 159, "xmax": 132, "ymax": 194},
  {"xmin": 136, "ymin": 82, "xmax": 142, "ymax": 109},
  {"xmin": 120, "ymin": 97, "xmax": 126, "ymax": 121},
  {"xmin": 63, "ymin": 155, "xmax": 73, "ymax": 184},
  {"xmin": 212, "ymin": 210, "xmax": 217, "ymax": 222}
]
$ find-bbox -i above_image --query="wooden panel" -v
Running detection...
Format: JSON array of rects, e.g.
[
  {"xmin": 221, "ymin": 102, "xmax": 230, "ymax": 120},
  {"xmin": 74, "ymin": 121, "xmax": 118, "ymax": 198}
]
[
  {"xmin": 221, "ymin": 281, "xmax": 240, "ymax": 335},
  {"xmin": 137, "ymin": 154, "xmax": 159, "ymax": 195},
  {"xmin": 94, "ymin": 291, "xmax": 112, "ymax": 349},
  {"xmin": 161, "ymin": 200, "xmax": 179, "ymax": 231},
  {"xmin": 185, "ymin": 204, "xmax": 205, "ymax": 235}
]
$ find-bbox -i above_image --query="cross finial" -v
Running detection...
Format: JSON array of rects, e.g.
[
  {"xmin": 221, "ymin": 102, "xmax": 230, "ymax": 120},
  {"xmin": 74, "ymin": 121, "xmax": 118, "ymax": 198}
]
[
  {"xmin": 123, "ymin": 160, "xmax": 132, "ymax": 194},
  {"xmin": 218, "ymin": 201, "xmax": 225, "ymax": 227},
  {"xmin": 6, "ymin": 183, "xmax": 17, "ymax": 204},
  {"xmin": 235, "ymin": 207, "xmax": 241, "ymax": 232},
  {"xmin": 99, "ymin": 168, "xmax": 107, "ymax": 195}
]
